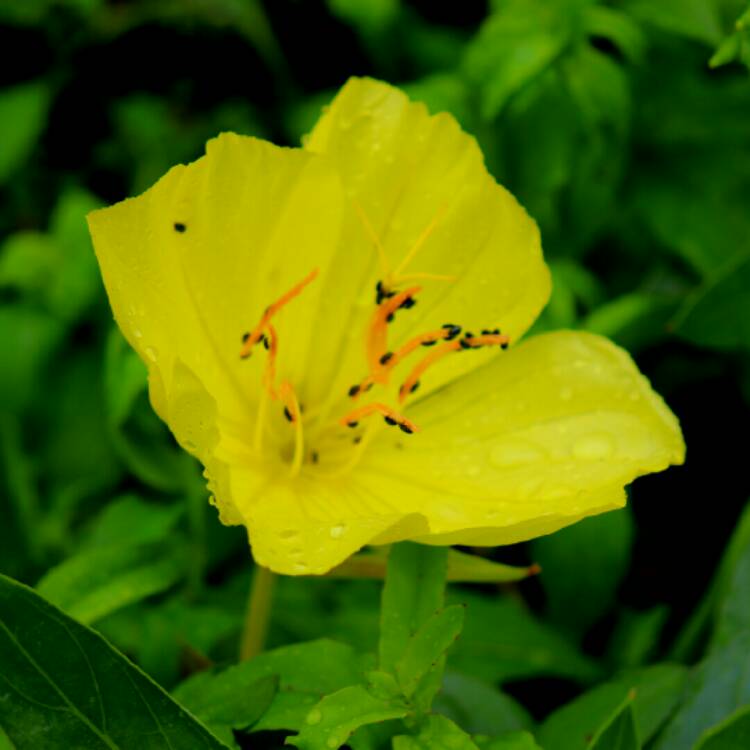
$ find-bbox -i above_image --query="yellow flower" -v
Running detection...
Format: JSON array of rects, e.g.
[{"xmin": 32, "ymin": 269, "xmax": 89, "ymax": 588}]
[{"xmin": 88, "ymin": 78, "xmax": 685, "ymax": 575}]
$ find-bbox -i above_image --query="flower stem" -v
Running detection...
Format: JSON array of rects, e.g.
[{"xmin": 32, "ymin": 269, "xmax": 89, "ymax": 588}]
[{"xmin": 240, "ymin": 564, "xmax": 276, "ymax": 661}]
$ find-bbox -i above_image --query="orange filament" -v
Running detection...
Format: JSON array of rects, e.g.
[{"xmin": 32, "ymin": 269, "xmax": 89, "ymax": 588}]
[
  {"xmin": 367, "ymin": 285, "xmax": 421, "ymax": 375},
  {"xmin": 398, "ymin": 332, "xmax": 511, "ymax": 403},
  {"xmin": 240, "ymin": 268, "xmax": 319, "ymax": 358},
  {"xmin": 349, "ymin": 324, "xmax": 462, "ymax": 399},
  {"xmin": 279, "ymin": 380, "xmax": 301, "ymax": 424},
  {"xmin": 339, "ymin": 402, "xmax": 420, "ymax": 435}
]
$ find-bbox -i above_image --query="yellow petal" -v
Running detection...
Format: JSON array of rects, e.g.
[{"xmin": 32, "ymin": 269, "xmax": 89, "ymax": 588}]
[
  {"xmin": 303, "ymin": 77, "xmax": 551, "ymax": 403},
  {"xmin": 88, "ymin": 134, "xmax": 345, "ymax": 433},
  {"xmin": 354, "ymin": 330, "xmax": 685, "ymax": 546}
]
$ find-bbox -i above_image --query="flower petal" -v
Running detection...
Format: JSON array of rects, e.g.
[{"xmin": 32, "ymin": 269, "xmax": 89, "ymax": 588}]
[
  {"xmin": 88, "ymin": 134, "xmax": 345, "ymax": 433},
  {"xmin": 303, "ymin": 77, "xmax": 551, "ymax": 403},
  {"xmin": 354, "ymin": 330, "xmax": 685, "ymax": 545}
]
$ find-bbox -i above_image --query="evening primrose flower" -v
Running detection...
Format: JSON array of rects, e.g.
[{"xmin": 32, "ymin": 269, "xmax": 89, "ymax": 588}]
[{"xmin": 88, "ymin": 78, "xmax": 684, "ymax": 575}]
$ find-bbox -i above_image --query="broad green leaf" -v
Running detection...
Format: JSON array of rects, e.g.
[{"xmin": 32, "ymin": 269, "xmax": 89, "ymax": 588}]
[
  {"xmin": 0, "ymin": 80, "xmax": 50, "ymax": 182},
  {"xmin": 435, "ymin": 673, "xmax": 533, "ymax": 736},
  {"xmin": 36, "ymin": 540, "xmax": 184, "ymax": 624},
  {"xmin": 173, "ymin": 673, "xmax": 278, "ymax": 746},
  {"xmin": 695, "ymin": 704, "xmax": 750, "ymax": 750},
  {"xmin": 0, "ymin": 573, "xmax": 228, "ymax": 749},
  {"xmin": 538, "ymin": 664, "xmax": 688, "ymax": 750},
  {"xmin": 327, "ymin": 0, "xmax": 399, "ymax": 34},
  {"xmin": 674, "ymin": 252, "xmax": 750, "ymax": 351},
  {"xmin": 713, "ymin": 533, "xmax": 750, "ymax": 648},
  {"xmin": 393, "ymin": 715, "xmax": 479, "ymax": 750},
  {"xmin": 287, "ymin": 684, "xmax": 408, "ymax": 750},
  {"xmin": 0, "ymin": 232, "xmax": 58, "ymax": 295},
  {"xmin": 655, "ymin": 633, "xmax": 750, "ymax": 750},
  {"xmin": 174, "ymin": 639, "xmax": 371, "ymax": 733},
  {"xmin": 395, "ymin": 604, "xmax": 465, "ymax": 699},
  {"xmin": 531, "ymin": 507, "xmax": 634, "ymax": 637},
  {"xmin": 590, "ymin": 698, "xmax": 640, "ymax": 750},
  {"xmin": 449, "ymin": 592, "xmax": 600, "ymax": 684},
  {"xmin": 583, "ymin": 5, "xmax": 646, "ymax": 63},
  {"xmin": 607, "ymin": 606, "xmax": 670, "ymax": 669},
  {"xmin": 379, "ymin": 543, "xmax": 448, "ymax": 673}
]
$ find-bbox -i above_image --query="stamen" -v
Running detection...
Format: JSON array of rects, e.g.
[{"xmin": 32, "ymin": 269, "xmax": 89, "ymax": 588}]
[
  {"xmin": 239, "ymin": 268, "xmax": 319, "ymax": 358},
  {"xmin": 392, "ymin": 202, "xmax": 449, "ymax": 280},
  {"xmin": 398, "ymin": 332, "xmax": 510, "ymax": 402},
  {"xmin": 339, "ymin": 402, "xmax": 420, "ymax": 434},
  {"xmin": 367, "ymin": 285, "xmax": 421, "ymax": 375},
  {"xmin": 279, "ymin": 381, "xmax": 305, "ymax": 477}
]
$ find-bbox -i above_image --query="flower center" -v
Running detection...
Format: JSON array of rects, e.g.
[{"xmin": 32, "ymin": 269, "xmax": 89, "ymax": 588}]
[{"xmin": 238, "ymin": 206, "xmax": 511, "ymax": 479}]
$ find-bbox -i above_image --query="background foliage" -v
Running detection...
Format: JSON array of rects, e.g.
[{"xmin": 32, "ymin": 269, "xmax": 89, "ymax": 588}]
[{"xmin": 0, "ymin": 0, "xmax": 749, "ymax": 748}]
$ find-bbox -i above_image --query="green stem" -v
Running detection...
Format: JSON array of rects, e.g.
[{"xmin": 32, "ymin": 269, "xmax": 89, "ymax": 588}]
[{"xmin": 240, "ymin": 564, "xmax": 276, "ymax": 661}]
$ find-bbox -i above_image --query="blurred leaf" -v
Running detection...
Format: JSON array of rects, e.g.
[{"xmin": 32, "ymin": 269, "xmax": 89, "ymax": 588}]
[
  {"xmin": 538, "ymin": 664, "xmax": 688, "ymax": 750},
  {"xmin": 654, "ymin": 633, "xmax": 750, "ymax": 750},
  {"xmin": 531, "ymin": 507, "xmax": 635, "ymax": 637},
  {"xmin": 327, "ymin": 0, "xmax": 399, "ymax": 35},
  {"xmin": 475, "ymin": 732, "xmax": 542, "ymax": 750},
  {"xmin": 379, "ymin": 543, "xmax": 447, "ymax": 673},
  {"xmin": 710, "ymin": 4, "xmax": 750, "ymax": 71},
  {"xmin": 0, "ymin": 80, "xmax": 50, "ymax": 183},
  {"xmin": 0, "ymin": 574, "xmax": 227, "ymax": 749},
  {"xmin": 395, "ymin": 604, "xmax": 464, "ymax": 700},
  {"xmin": 393, "ymin": 714, "xmax": 479, "ymax": 750},
  {"xmin": 621, "ymin": 0, "xmax": 723, "ymax": 45},
  {"xmin": 104, "ymin": 329, "xmax": 190, "ymax": 491},
  {"xmin": 695, "ymin": 704, "xmax": 750, "ymax": 750},
  {"xmin": 0, "ymin": 232, "xmax": 58, "ymax": 294},
  {"xmin": 712, "ymin": 521, "xmax": 750, "ymax": 648},
  {"xmin": 288, "ymin": 684, "xmax": 408, "ymax": 750},
  {"xmin": 608, "ymin": 606, "xmax": 670, "ymax": 669},
  {"xmin": 174, "ymin": 673, "xmax": 278, "ymax": 746},
  {"xmin": 590, "ymin": 697, "xmax": 640, "ymax": 750},
  {"xmin": 0, "ymin": 305, "xmax": 65, "ymax": 413},
  {"xmin": 673, "ymin": 251, "xmax": 750, "ymax": 351},
  {"xmin": 464, "ymin": 2, "xmax": 572, "ymax": 120},
  {"xmin": 583, "ymin": 5, "xmax": 647, "ymax": 63},
  {"xmin": 404, "ymin": 73, "xmax": 474, "ymax": 129},
  {"xmin": 448, "ymin": 591, "xmax": 600, "ymax": 684},
  {"xmin": 434, "ymin": 673, "xmax": 533, "ymax": 736},
  {"xmin": 36, "ymin": 540, "xmax": 184, "ymax": 625}
]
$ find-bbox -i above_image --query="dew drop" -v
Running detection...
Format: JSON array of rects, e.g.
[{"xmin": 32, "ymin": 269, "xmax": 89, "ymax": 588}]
[
  {"xmin": 305, "ymin": 709, "xmax": 322, "ymax": 725},
  {"xmin": 293, "ymin": 562, "xmax": 308, "ymax": 573},
  {"xmin": 490, "ymin": 442, "xmax": 543, "ymax": 468},
  {"xmin": 327, "ymin": 737, "xmax": 340, "ymax": 749},
  {"xmin": 183, "ymin": 440, "xmax": 197, "ymax": 452},
  {"xmin": 572, "ymin": 433, "xmax": 614, "ymax": 460},
  {"xmin": 145, "ymin": 346, "xmax": 158, "ymax": 362},
  {"xmin": 329, "ymin": 524, "xmax": 346, "ymax": 539},
  {"xmin": 133, "ymin": 327, "xmax": 143, "ymax": 339},
  {"xmin": 279, "ymin": 529, "xmax": 299, "ymax": 540},
  {"xmin": 629, "ymin": 391, "xmax": 641, "ymax": 402}
]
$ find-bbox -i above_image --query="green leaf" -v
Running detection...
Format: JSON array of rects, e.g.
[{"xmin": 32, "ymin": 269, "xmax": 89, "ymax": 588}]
[
  {"xmin": 590, "ymin": 697, "xmax": 640, "ymax": 750},
  {"xmin": 674, "ymin": 251, "xmax": 750, "ymax": 351},
  {"xmin": 463, "ymin": 3, "xmax": 570, "ymax": 119},
  {"xmin": 173, "ymin": 673, "xmax": 278, "ymax": 746},
  {"xmin": 695, "ymin": 705, "xmax": 750, "ymax": 750},
  {"xmin": 174, "ymin": 639, "xmax": 371, "ymax": 733},
  {"xmin": 287, "ymin": 684, "xmax": 408, "ymax": 750},
  {"xmin": 449, "ymin": 592, "xmax": 600, "ymax": 684},
  {"xmin": 326, "ymin": 0, "xmax": 399, "ymax": 35},
  {"xmin": 475, "ymin": 732, "xmax": 542, "ymax": 750},
  {"xmin": 36, "ymin": 540, "xmax": 184, "ymax": 625},
  {"xmin": 583, "ymin": 5, "xmax": 646, "ymax": 63},
  {"xmin": 607, "ymin": 606, "xmax": 670, "ymax": 669},
  {"xmin": 654, "ymin": 633, "xmax": 750, "ymax": 750},
  {"xmin": 0, "ymin": 573, "xmax": 228, "ymax": 749},
  {"xmin": 531, "ymin": 508, "xmax": 635, "ymax": 637},
  {"xmin": 379, "ymin": 543, "xmax": 448, "ymax": 673},
  {"xmin": 621, "ymin": 0, "xmax": 722, "ymax": 45},
  {"xmin": 538, "ymin": 664, "xmax": 688, "ymax": 750},
  {"xmin": 0, "ymin": 80, "xmax": 50, "ymax": 183},
  {"xmin": 713, "ymin": 531, "xmax": 750, "ymax": 649},
  {"xmin": 393, "ymin": 715, "xmax": 479, "ymax": 750},
  {"xmin": 434, "ymin": 673, "xmax": 532, "ymax": 736},
  {"xmin": 396, "ymin": 604, "xmax": 465, "ymax": 699}
]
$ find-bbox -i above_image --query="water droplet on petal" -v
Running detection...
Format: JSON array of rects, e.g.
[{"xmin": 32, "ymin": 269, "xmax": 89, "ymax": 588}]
[
  {"xmin": 145, "ymin": 346, "xmax": 158, "ymax": 362},
  {"xmin": 305, "ymin": 709, "xmax": 322, "ymax": 725},
  {"xmin": 573, "ymin": 433, "xmax": 614, "ymax": 460},
  {"xmin": 490, "ymin": 442, "xmax": 543, "ymax": 468},
  {"xmin": 330, "ymin": 524, "xmax": 346, "ymax": 539},
  {"xmin": 133, "ymin": 327, "xmax": 143, "ymax": 339},
  {"xmin": 293, "ymin": 562, "xmax": 308, "ymax": 573}
]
